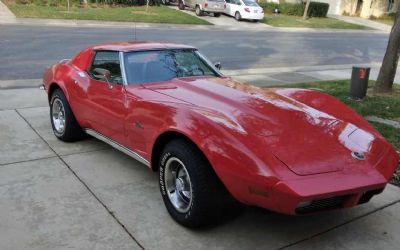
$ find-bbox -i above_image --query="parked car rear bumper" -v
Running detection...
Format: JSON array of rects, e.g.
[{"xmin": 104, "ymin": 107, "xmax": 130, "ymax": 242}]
[
  {"xmin": 204, "ymin": 8, "xmax": 225, "ymax": 13},
  {"xmin": 241, "ymin": 12, "xmax": 264, "ymax": 20}
]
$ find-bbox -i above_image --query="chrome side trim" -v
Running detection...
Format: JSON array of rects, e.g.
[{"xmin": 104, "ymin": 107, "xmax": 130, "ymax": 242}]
[{"xmin": 84, "ymin": 128, "xmax": 150, "ymax": 167}]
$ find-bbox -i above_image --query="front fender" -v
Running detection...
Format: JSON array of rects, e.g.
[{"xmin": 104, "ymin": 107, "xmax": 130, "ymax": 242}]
[{"xmin": 147, "ymin": 104, "xmax": 286, "ymax": 207}]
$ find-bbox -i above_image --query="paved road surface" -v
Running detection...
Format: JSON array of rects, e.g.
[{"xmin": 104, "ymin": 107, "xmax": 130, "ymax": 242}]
[{"xmin": 0, "ymin": 24, "xmax": 390, "ymax": 80}]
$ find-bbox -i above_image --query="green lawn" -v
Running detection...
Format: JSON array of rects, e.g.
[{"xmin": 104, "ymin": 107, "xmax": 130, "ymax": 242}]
[
  {"xmin": 370, "ymin": 14, "xmax": 395, "ymax": 26},
  {"xmin": 262, "ymin": 14, "xmax": 370, "ymax": 29},
  {"xmin": 5, "ymin": 3, "xmax": 211, "ymax": 25},
  {"xmin": 283, "ymin": 80, "xmax": 400, "ymax": 149},
  {"xmin": 370, "ymin": 18, "xmax": 394, "ymax": 26}
]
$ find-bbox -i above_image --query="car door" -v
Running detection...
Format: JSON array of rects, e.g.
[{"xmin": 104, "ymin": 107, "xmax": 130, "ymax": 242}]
[
  {"xmin": 85, "ymin": 50, "xmax": 127, "ymax": 144},
  {"xmin": 225, "ymin": 0, "xmax": 232, "ymax": 15},
  {"xmin": 229, "ymin": 0, "xmax": 239, "ymax": 16}
]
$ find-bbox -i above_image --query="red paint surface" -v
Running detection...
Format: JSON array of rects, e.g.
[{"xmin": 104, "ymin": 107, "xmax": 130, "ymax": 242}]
[{"xmin": 43, "ymin": 42, "xmax": 399, "ymax": 215}]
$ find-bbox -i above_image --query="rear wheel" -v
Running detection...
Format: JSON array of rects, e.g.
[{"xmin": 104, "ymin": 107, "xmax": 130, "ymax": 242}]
[
  {"xmin": 195, "ymin": 5, "xmax": 203, "ymax": 16},
  {"xmin": 159, "ymin": 139, "xmax": 227, "ymax": 228},
  {"xmin": 235, "ymin": 11, "xmax": 241, "ymax": 21},
  {"xmin": 214, "ymin": 13, "xmax": 221, "ymax": 17},
  {"xmin": 50, "ymin": 88, "xmax": 84, "ymax": 142},
  {"xmin": 178, "ymin": 0, "xmax": 185, "ymax": 10}
]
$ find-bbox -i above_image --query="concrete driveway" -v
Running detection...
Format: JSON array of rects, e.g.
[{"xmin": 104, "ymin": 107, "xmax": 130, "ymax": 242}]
[
  {"xmin": 1, "ymin": 82, "xmax": 400, "ymax": 250},
  {"xmin": 168, "ymin": 5, "xmax": 271, "ymax": 30}
]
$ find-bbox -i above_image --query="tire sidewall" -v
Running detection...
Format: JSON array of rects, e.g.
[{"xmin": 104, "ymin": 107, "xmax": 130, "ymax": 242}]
[
  {"xmin": 178, "ymin": 1, "xmax": 184, "ymax": 10},
  {"xmin": 195, "ymin": 6, "xmax": 201, "ymax": 16},
  {"xmin": 159, "ymin": 150, "xmax": 196, "ymax": 225},
  {"xmin": 235, "ymin": 11, "xmax": 241, "ymax": 21},
  {"xmin": 50, "ymin": 92, "xmax": 66, "ymax": 138}
]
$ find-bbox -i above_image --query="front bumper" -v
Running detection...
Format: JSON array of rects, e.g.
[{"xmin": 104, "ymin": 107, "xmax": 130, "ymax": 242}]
[
  {"xmin": 221, "ymin": 150, "xmax": 397, "ymax": 215},
  {"xmin": 271, "ymin": 172, "xmax": 387, "ymax": 215}
]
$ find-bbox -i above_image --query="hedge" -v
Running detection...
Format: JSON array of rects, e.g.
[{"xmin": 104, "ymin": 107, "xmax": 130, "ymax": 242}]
[
  {"xmin": 308, "ymin": 2, "xmax": 329, "ymax": 18},
  {"xmin": 260, "ymin": 1, "xmax": 329, "ymax": 18},
  {"xmin": 259, "ymin": 3, "xmax": 305, "ymax": 16}
]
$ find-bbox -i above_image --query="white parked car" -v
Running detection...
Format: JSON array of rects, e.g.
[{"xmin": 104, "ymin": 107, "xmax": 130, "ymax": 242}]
[{"xmin": 224, "ymin": 0, "xmax": 264, "ymax": 21}]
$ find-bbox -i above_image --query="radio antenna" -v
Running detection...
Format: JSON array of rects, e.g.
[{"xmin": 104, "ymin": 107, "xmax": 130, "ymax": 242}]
[{"xmin": 133, "ymin": 14, "xmax": 137, "ymax": 41}]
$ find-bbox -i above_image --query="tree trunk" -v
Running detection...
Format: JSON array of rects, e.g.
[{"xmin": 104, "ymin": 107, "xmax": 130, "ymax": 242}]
[
  {"xmin": 374, "ymin": 10, "xmax": 400, "ymax": 93},
  {"xmin": 303, "ymin": 0, "xmax": 311, "ymax": 20}
]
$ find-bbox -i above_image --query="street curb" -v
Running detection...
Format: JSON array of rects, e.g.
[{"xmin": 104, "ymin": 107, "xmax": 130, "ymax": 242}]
[{"xmin": 0, "ymin": 17, "xmax": 389, "ymax": 34}]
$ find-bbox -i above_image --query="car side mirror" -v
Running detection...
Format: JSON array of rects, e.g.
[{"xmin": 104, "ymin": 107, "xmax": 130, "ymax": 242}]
[
  {"xmin": 215, "ymin": 62, "xmax": 222, "ymax": 70},
  {"xmin": 93, "ymin": 68, "xmax": 113, "ymax": 89}
]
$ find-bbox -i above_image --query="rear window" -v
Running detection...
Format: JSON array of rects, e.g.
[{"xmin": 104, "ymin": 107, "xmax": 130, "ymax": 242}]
[{"xmin": 243, "ymin": 0, "xmax": 259, "ymax": 6}]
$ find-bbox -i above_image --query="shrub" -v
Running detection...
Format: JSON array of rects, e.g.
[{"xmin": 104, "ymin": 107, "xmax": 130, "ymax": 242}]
[
  {"xmin": 259, "ymin": 2, "xmax": 304, "ymax": 16},
  {"xmin": 16, "ymin": 0, "xmax": 34, "ymax": 4},
  {"xmin": 308, "ymin": 2, "xmax": 329, "ymax": 18},
  {"xmin": 260, "ymin": 1, "xmax": 329, "ymax": 18}
]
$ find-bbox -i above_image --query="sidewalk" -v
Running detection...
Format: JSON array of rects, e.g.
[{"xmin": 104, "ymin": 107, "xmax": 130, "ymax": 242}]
[
  {"xmin": 329, "ymin": 14, "xmax": 392, "ymax": 32},
  {"xmin": 0, "ymin": 0, "xmax": 16, "ymax": 23}
]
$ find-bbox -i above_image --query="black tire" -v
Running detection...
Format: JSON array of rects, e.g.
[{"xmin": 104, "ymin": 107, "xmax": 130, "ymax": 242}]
[
  {"xmin": 50, "ymin": 88, "xmax": 84, "ymax": 142},
  {"xmin": 235, "ymin": 11, "xmax": 241, "ymax": 21},
  {"xmin": 178, "ymin": 0, "xmax": 185, "ymax": 10},
  {"xmin": 159, "ymin": 139, "xmax": 227, "ymax": 228},
  {"xmin": 214, "ymin": 13, "xmax": 221, "ymax": 17},
  {"xmin": 252, "ymin": 19, "xmax": 259, "ymax": 23},
  {"xmin": 195, "ymin": 5, "xmax": 203, "ymax": 16}
]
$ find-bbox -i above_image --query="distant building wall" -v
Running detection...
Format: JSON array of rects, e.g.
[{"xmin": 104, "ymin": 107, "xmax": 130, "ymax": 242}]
[{"xmin": 341, "ymin": 0, "xmax": 399, "ymax": 18}]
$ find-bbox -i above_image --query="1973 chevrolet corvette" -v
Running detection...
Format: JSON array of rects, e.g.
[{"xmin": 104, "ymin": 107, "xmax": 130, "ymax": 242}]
[{"xmin": 43, "ymin": 41, "xmax": 399, "ymax": 227}]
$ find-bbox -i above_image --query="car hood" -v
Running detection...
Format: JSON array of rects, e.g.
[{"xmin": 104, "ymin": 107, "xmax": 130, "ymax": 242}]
[{"xmin": 144, "ymin": 77, "xmax": 386, "ymax": 176}]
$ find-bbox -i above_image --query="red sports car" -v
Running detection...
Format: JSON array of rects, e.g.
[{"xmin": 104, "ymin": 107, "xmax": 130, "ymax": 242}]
[{"xmin": 43, "ymin": 41, "xmax": 399, "ymax": 227}]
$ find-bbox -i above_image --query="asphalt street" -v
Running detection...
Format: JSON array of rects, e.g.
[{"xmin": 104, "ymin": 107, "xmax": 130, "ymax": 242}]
[{"xmin": 0, "ymin": 24, "xmax": 390, "ymax": 80}]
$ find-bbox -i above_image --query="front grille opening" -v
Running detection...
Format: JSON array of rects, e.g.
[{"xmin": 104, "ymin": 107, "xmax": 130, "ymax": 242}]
[{"xmin": 295, "ymin": 196, "xmax": 345, "ymax": 214}]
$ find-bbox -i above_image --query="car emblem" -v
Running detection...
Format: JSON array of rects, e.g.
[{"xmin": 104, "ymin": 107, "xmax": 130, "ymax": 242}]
[{"xmin": 351, "ymin": 151, "xmax": 365, "ymax": 161}]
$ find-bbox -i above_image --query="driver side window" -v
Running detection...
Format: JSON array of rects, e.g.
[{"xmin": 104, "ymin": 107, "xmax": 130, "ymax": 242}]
[{"xmin": 88, "ymin": 51, "xmax": 123, "ymax": 84}]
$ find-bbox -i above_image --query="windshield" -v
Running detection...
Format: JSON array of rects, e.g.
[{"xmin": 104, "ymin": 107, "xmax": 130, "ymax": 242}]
[
  {"xmin": 242, "ymin": 0, "xmax": 259, "ymax": 7},
  {"xmin": 124, "ymin": 49, "xmax": 221, "ymax": 84}
]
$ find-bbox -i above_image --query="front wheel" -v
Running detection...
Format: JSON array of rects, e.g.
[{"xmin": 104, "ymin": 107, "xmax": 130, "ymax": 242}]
[
  {"xmin": 214, "ymin": 13, "xmax": 221, "ymax": 17},
  {"xmin": 195, "ymin": 5, "xmax": 203, "ymax": 16},
  {"xmin": 159, "ymin": 139, "xmax": 227, "ymax": 227},
  {"xmin": 50, "ymin": 88, "xmax": 84, "ymax": 142},
  {"xmin": 235, "ymin": 11, "xmax": 241, "ymax": 21}
]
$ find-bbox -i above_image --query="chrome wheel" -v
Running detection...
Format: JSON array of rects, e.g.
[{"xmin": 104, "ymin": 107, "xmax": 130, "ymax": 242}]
[
  {"xmin": 164, "ymin": 157, "xmax": 192, "ymax": 213},
  {"xmin": 52, "ymin": 98, "xmax": 66, "ymax": 134}
]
